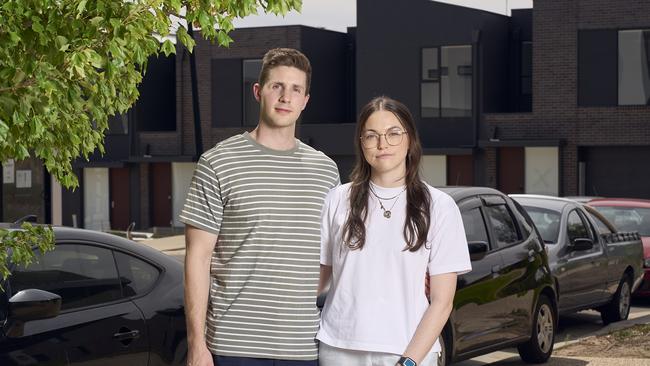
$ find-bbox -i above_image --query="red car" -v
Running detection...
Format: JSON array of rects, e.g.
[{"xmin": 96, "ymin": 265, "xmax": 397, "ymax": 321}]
[{"xmin": 588, "ymin": 198, "xmax": 650, "ymax": 296}]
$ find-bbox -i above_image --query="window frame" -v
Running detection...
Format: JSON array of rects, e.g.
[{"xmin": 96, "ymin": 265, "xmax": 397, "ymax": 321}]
[
  {"xmin": 420, "ymin": 44, "xmax": 474, "ymax": 119},
  {"xmin": 9, "ymin": 242, "xmax": 124, "ymax": 313},
  {"xmin": 242, "ymin": 58, "xmax": 263, "ymax": 127},
  {"xmin": 578, "ymin": 27, "xmax": 650, "ymax": 107},
  {"xmin": 481, "ymin": 195, "xmax": 524, "ymax": 250},
  {"xmin": 8, "ymin": 241, "xmax": 165, "ymax": 313}
]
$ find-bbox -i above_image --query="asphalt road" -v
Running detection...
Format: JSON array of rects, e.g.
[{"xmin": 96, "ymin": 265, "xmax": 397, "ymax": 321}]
[{"xmin": 454, "ymin": 298, "xmax": 650, "ymax": 365}]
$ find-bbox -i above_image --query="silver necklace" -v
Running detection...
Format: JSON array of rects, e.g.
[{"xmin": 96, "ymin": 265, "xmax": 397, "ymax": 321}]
[{"xmin": 369, "ymin": 185, "xmax": 406, "ymax": 219}]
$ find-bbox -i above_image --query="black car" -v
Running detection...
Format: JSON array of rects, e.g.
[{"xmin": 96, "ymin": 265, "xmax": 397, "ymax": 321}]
[
  {"xmin": 436, "ymin": 187, "xmax": 557, "ymax": 365},
  {"xmin": 0, "ymin": 226, "xmax": 186, "ymax": 365}
]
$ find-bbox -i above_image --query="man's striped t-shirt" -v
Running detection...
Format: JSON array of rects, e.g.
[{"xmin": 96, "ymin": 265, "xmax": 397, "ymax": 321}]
[{"xmin": 179, "ymin": 132, "xmax": 340, "ymax": 360}]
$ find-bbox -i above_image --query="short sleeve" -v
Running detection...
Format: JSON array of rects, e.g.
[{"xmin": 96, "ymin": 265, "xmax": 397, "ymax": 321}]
[
  {"xmin": 427, "ymin": 193, "xmax": 472, "ymax": 276},
  {"xmin": 178, "ymin": 155, "xmax": 224, "ymax": 235},
  {"xmin": 320, "ymin": 188, "xmax": 337, "ymax": 266}
]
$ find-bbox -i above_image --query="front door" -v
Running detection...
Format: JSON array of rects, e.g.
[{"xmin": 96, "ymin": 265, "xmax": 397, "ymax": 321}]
[
  {"xmin": 498, "ymin": 147, "xmax": 525, "ymax": 194},
  {"xmin": 110, "ymin": 167, "xmax": 131, "ymax": 231},
  {"xmin": 447, "ymin": 155, "xmax": 474, "ymax": 186},
  {"xmin": 150, "ymin": 163, "xmax": 172, "ymax": 227},
  {"xmin": 557, "ymin": 208, "xmax": 606, "ymax": 309},
  {"xmin": 4, "ymin": 243, "xmax": 149, "ymax": 366},
  {"xmin": 453, "ymin": 197, "xmax": 509, "ymax": 354}
]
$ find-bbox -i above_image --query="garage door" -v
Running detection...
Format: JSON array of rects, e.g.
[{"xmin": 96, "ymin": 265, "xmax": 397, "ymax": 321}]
[{"xmin": 581, "ymin": 146, "xmax": 650, "ymax": 199}]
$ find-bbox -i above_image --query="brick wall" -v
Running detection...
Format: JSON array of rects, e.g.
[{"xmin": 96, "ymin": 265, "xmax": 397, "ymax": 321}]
[{"xmin": 486, "ymin": 0, "xmax": 650, "ymax": 196}]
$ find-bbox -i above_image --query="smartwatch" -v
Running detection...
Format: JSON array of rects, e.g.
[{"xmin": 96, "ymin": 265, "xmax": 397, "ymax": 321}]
[{"xmin": 397, "ymin": 356, "xmax": 417, "ymax": 366}]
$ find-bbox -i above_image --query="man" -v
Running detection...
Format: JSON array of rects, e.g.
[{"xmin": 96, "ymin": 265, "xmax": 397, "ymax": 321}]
[{"xmin": 180, "ymin": 48, "xmax": 340, "ymax": 366}]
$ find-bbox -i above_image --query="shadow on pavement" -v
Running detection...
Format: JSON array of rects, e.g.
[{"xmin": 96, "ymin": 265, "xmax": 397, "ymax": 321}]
[{"xmin": 455, "ymin": 355, "xmax": 589, "ymax": 365}]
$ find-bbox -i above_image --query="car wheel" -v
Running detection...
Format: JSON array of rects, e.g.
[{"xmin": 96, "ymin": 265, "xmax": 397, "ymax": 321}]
[
  {"xmin": 600, "ymin": 275, "xmax": 632, "ymax": 325},
  {"xmin": 517, "ymin": 294, "xmax": 555, "ymax": 364},
  {"xmin": 437, "ymin": 331, "xmax": 449, "ymax": 366}
]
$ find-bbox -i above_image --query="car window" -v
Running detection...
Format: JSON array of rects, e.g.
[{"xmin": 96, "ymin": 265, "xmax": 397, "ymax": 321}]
[
  {"xmin": 511, "ymin": 202, "xmax": 534, "ymax": 239},
  {"xmin": 567, "ymin": 210, "xmax": 589, "ymax": 243},
  {"xmin": 115, "ymin": 251, "xmax": 160, "ymax": 296},
  {"xmin": 10, "ymin": 244, "xmax": 122, "ymax": 311},
  {"xmin": 461, "ymin": 208, "xmax": 490, "ymax": 246},
  {"xmin": 485, "ymin": 204, "xmax": 520, "ymax": 248},
  {"xmin": 523, "ymin": 205, "xmax": 561, "ymax": 244},
  {"xmin": 594, "ymin": 206, "xmax": 650, "ymax": 236},
  {"xmin": 588, "ymin": 212, "xmax": 614, "ymax": 235}
]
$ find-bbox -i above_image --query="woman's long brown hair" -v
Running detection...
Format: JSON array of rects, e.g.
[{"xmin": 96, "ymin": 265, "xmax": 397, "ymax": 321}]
[{"xmin": 342, "ymin": 96, "xmax": 432, "ymax": 252}]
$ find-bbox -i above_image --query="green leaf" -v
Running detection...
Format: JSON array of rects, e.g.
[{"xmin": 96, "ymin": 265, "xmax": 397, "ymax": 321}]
[
  {"xmin": 8, "ymin": 31, "xmax": 20, "ymax": 45},
  {"xmin": 84, "ymin": 49, "xmax": 104, "ymax": 68},
  {"xmin": 217, "ymin": 30, "xmax": 233, "ymax": 47},
  {"xmin": 56, "ymin": 35, "xmax": 69, "ymax": 51},
  {"xmin": 77, "ymin": 0, "xmax": 88, "ymax": 17},
  {"xmin": 161, "ymin": 39, "xmax": 175, "ymax": 56},
  {"xmin": 31, "ymin": 20, "xmax": 44, "ymax": 34}
]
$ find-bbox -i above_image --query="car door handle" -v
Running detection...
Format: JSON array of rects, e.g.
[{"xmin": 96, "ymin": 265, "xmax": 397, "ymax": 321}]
[{"xmin": 113, "ymin": 329, "xmax": 140, "ymax": 341}]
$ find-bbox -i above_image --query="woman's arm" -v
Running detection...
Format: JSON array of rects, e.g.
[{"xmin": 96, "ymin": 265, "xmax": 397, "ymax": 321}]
[
  {"xmin": 400, "ymin": 272, "xmax": 457, "ymax": 364},
  {"xmin": 318, "ymin": 264, "xmax": 333, "ymax": 296}
]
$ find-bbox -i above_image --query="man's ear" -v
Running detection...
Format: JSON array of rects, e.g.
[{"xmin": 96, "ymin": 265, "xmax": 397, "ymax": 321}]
[
  {"xmin": 253, "ymin": 83, "xmax": 261, "ymax": 102},
  {"xmin": 301, "ymin": 94, "xmax": 310, "ymax": 111}
]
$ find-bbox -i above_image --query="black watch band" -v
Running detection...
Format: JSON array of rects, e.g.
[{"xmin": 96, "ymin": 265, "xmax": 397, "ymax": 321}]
[{"xmin": 397, "ymin": 356, "xmax": 417, "ymax": 366}]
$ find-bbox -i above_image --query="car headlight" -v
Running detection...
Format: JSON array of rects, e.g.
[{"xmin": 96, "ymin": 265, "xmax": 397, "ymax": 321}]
[{"xmin": 645, "ymin": 258, "xmax": 650, "ymax": 268}]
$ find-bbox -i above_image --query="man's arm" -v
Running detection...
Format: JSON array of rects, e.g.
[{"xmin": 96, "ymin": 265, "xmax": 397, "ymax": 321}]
[{"xmin": 185, "ymin": 224, "xmax": 219, "ymax": 366}]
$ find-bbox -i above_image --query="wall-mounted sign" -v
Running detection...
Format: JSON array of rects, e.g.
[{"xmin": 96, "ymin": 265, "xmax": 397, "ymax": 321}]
[
  {"xmin": 2, "ymin": 159, "xmax": 14, "ymax": 184},
  {"xmin": 16, "ymin": 170, "xmax": 32, "ymax": 188}
]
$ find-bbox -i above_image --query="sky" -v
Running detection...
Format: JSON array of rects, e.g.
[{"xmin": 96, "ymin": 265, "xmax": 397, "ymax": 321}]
[{"xmin": 233, "ymin": 0, "xmax": 534, "ymax": 33}]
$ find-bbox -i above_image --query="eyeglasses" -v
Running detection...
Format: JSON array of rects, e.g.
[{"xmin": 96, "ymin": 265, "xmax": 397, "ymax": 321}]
[{"xmin": 360, "ymin": 129, "xmax": 408, "ymax": 148}]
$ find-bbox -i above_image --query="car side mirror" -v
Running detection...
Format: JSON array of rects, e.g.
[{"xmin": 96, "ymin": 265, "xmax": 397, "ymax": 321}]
[
  {"xmin": 570, "ymin": 238, "xmax": 594, "ymax": 251},
  {"xmin": 468, "ymin": 241, "xmax": 489, "ymax": 261},
  {"xmin": 9, "ymin": 289, "xmax": 61, "ymax": 322}
]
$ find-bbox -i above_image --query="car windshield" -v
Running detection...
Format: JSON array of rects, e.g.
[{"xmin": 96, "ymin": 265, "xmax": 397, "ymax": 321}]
[
  {"xmin": 593, "ymin": 206, "xmax": 650, "ymax": 236},
  {"xmin": 523, "ymin": 206, "xmax": 562, "ymax": 244}
]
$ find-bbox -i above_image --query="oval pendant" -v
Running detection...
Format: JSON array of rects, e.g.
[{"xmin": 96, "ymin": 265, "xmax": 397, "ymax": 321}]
[{"xmin": 384, "ymin": 211, "xmax": 391, "ymax": 219}]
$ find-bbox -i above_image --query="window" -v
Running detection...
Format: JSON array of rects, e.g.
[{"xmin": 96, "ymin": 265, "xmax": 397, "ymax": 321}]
[
  {"xmin": 567, "ymin": 210, "xmax": 589, "ymax": 243},
  {"xmin": 619, "ymin": 29, "xmax": 650, "ymax": 105},
  {"xmin": 135, "ymin": 54, "xmax": 176, "ymax": 131},
  {"xmin": 243, "ymin": 59, "xmax": 262, "ymax": 126},
  {"xmin": 485, "ymin": 204, "xmax": 520, "ymax": 247},
  {"xmin": 579, "ymin": 29, "xmax": 650, "ymax": 106},
  {"xmin": 115, "ymin": 251, "xmax": 160, "ymax": 296},
  {"xmin": 421, "ymin": 48, "xmax": 440, "ymax": 117},
  {"xmin": 588, "ymin": 212, "xmax": 614, "ymax": 236},
  {"xmin": 461, "ymin": 208, "xmax": 489, "ymax": 245},
  {"xmin": 594, "ymin": 206, "xmax": 650, "ymax": 236},
  {"xmin": 523, "ymin": 206, "xmax": 561, "ymax": 244},
  {"xmin": 421, "ymin": 46, "xmax": 472, "ymax": 118},
  {"xmin": 10, "ymin": 244, "xmax": 122, "ymax": 311}
]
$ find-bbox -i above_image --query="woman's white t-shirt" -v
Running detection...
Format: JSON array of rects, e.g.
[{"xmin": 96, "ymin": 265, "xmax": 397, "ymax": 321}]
[{"xmin": 317, "ymin": 182, "xmax": 472, "ymax": 355}]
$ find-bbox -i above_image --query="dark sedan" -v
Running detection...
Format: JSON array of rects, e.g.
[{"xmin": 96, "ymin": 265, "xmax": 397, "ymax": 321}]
[
  {"xmin": 435, "ymin": 187, "xmax": 557, "ymax": 365},
  {"xmin": 512, "ymin": 195, "xmax": 643, "ymax": 324},
  {"xmin": 0, "ymin": 226, "xmax": 186, "ymax": 365}
]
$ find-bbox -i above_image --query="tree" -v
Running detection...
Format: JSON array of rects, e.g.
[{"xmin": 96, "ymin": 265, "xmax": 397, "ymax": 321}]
[{"xmin": 0, "ymin": 0, "xmax": 302, "ymax": 285}]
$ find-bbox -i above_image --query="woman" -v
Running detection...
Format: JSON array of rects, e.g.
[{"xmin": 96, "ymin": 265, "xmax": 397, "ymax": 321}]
[{"xmin": 317, "ymin": 96, "xmax": 472, "ymax": 366}]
